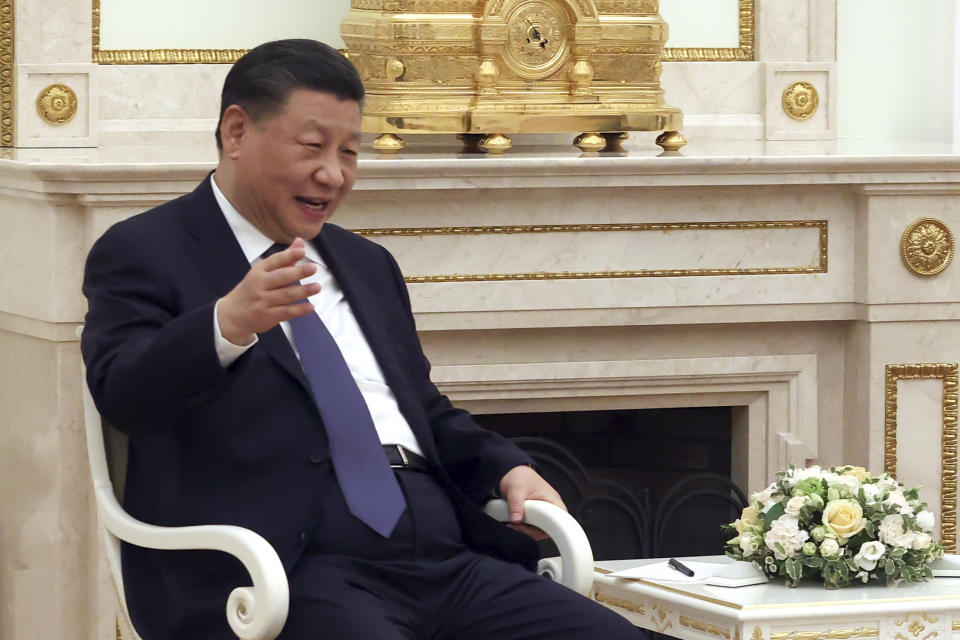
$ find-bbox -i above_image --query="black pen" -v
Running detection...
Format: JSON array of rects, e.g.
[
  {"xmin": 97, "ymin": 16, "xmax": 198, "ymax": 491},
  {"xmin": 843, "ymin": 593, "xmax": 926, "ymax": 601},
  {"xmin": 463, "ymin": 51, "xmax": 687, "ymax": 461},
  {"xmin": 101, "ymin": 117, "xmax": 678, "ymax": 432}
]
[{"xmin": 668, "ymin": 558, "xmax": 695, "ymax": 577}]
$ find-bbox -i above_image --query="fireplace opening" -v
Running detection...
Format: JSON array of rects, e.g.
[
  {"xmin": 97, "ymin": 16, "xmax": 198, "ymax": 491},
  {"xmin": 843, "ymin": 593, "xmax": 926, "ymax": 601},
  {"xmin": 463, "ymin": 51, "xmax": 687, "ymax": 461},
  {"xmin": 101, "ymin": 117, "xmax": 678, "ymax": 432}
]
[{"xmin": 474, "ymin": 407, "xmax": 747, "ymax": 561}]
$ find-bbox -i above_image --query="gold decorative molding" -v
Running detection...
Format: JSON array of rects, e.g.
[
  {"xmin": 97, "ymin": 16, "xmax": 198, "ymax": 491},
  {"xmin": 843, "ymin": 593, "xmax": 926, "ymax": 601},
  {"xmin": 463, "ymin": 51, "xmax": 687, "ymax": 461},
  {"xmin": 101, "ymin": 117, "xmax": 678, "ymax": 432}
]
[
  {"xmin": 753, "ymin": 626, "xmax": 765, "ymax": 640},
  {"xmin": 594, "ymin": 591, "xmax": 645, "ymax": 614},
  {"xmin": 36, "ymin": 83, "xmax": 77, "ymax": 125},
  {"xmin": 354, "ymin": 220, "xmax": 829, "ymax": 283},
  {"xmin": 91, "ymin": 0, "xmax": 246, "ymax": 64},
  {"xmin": 680, "ymin": 616, "xmax": 732, "ymax": 639},
  {"xmin": 782, "ymin": 81, "xmax": 819, "ymax": 121},
  {"xmin": 770, "ymin": 628, "xmax": 879, "ymax": 640},
  {"xmin": 662, "ymin": 0, "xmax": 754, "ymax": 62},
  {"xmin": 652, "ymin": 602, "xmax": 673, "ymax": 633},
  {"xmin": 884, "ymin": 363, "xmax": 959, "ymax": 552},
  {"xmin": 0, "ymin": 0, "xmax": 13, "ymax": 147},
  {"xmin": 901, "ymin": 218, "xmax": 954, "ymax": 277}
]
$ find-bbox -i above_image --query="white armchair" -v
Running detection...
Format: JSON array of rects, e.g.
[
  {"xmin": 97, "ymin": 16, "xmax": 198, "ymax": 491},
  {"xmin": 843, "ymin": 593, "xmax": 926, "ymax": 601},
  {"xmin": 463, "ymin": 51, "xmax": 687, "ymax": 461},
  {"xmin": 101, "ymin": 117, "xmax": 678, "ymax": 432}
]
[{"xmin": 82, "ymin": 356, "xmax": 595, "ymax": 639}]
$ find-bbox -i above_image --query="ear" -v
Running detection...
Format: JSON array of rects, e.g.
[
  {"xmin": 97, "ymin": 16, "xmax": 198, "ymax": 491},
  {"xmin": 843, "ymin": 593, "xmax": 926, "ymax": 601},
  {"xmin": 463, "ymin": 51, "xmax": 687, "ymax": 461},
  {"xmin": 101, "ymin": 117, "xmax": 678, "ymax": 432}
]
[{"xmin": 219, "ymin": 104, "xmax": 252, "ymax": 159}]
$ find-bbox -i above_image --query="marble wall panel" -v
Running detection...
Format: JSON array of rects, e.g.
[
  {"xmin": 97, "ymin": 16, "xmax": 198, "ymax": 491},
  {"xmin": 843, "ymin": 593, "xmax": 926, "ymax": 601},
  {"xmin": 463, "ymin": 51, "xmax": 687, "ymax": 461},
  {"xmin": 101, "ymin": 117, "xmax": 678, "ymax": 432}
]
[
  {"xmin": 17, "ymin": 65, "xmax": 97, "ymax": 147},
  {"xmin": 764, "ymin": 63, "xmax": 837, "ymax": 141},
  {"xmin": 756, "ymin": 0, "xmax": 811, "ymax": 62},
  {"xmin": 660, "ymin": 62, "xmax": 763, "ymax": 115},
  {"xmin": 895, "ymin": 377, "xmax": 946, "ymax": 517},
  {"xmin": 340, "ymin": 184, "xmax": 856, "ymax": 316},
  {"xmin": 97, "ymin": 65, "xmax": 228, "ymax": 121},
  {"xmin": 0, "ymin": 335, "xmax": 93, "ymax": 640},
  {"xmin": 15, "ymin": 0, "xmax": 92, "ymax": 64},
  {"xmin": 370, "ymin": 224, "xmax": 823, "ymax": 280},
  {"xmin": 859, "ymin": 190, "xmax": 960, "ymax": 305},
  {"xmin": 0, "ymin": 195, "xmax": 87, "ymax": 322}
]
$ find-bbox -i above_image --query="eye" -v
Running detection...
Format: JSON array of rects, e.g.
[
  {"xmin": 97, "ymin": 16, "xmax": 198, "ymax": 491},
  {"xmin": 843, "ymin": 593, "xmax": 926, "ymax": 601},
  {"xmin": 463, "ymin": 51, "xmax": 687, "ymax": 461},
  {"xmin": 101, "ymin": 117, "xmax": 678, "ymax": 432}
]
[{"xmin": 300, "ymin": 141, "xmax": 323, "ymax": 150}]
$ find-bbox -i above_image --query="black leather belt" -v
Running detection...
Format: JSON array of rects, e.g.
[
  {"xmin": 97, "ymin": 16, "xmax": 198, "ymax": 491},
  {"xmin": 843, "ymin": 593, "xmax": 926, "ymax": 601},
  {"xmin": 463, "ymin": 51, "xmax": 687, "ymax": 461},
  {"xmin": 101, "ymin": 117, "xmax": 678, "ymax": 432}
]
[{"xmin": 383, "ymin": 445, "xmax": 430, "ymax": 472}]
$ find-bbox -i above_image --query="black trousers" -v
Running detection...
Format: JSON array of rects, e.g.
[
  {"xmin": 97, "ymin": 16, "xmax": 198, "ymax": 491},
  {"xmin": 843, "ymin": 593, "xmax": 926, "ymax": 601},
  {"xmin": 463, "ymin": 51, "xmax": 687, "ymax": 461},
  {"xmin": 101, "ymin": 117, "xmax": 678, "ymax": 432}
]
[{"xmin": 279, "ymin": 468, "xmax": 641, "ymax": 639}]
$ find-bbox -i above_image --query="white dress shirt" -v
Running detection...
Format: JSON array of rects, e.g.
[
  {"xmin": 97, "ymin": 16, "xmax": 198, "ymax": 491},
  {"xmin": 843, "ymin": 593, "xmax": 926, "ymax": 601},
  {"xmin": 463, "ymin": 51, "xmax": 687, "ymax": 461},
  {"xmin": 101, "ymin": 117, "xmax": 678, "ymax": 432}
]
[{"xmin": 209, "ymin": 175, "xmax": 423, "ymax": 455}]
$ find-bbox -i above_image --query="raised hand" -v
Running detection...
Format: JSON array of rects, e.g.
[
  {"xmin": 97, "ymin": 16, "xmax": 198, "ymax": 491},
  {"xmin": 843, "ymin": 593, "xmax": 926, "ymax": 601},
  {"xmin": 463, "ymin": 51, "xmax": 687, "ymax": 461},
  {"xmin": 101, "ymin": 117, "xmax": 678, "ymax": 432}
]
[{"xmin": 217, "ymin": 237, "xmax": 321, "ymax": 345}]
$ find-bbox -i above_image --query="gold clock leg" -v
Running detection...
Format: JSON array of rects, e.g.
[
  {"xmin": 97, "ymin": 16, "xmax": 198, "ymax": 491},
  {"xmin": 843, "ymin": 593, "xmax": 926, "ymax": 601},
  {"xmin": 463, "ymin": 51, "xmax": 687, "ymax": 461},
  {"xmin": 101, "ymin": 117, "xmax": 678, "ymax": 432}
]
[
  {"xmin": 479, "ymin": 133, "xmax": 512, "ymax": 154},
  {"xmin": 573, "ymin": 132, "xmax": 606, "ymax": 152},
  {"xmin": 457, "ymin": 133, "xmax": 484, "ymax": 154},
  {"xmin": 373, "ymin": 133, "xmax": 405, "ymax": 153},
  {"xmin": 602, "ymin": 132, "xmax": 629, "ymax": 152},
  {"xmin": 655, "ymin": 130, "xmax": 687, "ymax": 153}
]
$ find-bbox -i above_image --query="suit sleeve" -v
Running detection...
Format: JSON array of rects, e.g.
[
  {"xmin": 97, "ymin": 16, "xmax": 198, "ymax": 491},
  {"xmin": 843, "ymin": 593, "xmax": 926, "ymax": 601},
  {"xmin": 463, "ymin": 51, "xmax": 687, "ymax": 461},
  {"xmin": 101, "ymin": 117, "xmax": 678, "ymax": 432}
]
[
  {"xmin": 81, "ymin": 222, "xmax": 229, "ymax": 434},
  {"xmin": 380, "ymin": 246, "xmax": 533, "ymax": 503}
]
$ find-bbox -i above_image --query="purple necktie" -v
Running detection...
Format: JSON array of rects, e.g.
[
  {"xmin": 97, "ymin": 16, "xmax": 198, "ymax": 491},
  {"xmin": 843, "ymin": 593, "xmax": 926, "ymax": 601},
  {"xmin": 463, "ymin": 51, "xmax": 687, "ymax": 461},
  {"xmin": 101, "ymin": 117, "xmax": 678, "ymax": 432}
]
[{"xmin": 268, "ymin": 244, "xmax": 406, "ymax": 537}]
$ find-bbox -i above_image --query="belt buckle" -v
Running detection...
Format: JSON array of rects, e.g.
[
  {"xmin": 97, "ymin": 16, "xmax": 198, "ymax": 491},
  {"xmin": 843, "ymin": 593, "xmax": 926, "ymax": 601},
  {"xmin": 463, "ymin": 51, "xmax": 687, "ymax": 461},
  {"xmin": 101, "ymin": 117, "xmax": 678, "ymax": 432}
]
[{"xmin": 396, "ymin": 445, "xmax": 410, "ymax": 469}]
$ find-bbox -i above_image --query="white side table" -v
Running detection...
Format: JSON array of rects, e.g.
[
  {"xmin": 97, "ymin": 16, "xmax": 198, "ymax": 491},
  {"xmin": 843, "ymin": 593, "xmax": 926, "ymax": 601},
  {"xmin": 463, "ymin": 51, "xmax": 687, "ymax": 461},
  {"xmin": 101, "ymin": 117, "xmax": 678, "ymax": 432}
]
[{"xmin": 594, "ymin": 556, "xmax": 960, "ymax": 640}]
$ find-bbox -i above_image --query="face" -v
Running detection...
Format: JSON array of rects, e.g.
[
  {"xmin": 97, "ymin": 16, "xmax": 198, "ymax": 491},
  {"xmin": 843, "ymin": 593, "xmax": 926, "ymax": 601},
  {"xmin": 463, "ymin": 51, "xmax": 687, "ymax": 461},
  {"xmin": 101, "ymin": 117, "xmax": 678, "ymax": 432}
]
[{"xmin": 221, "ymin": 89, "xmax": 362, "ymax": 243}]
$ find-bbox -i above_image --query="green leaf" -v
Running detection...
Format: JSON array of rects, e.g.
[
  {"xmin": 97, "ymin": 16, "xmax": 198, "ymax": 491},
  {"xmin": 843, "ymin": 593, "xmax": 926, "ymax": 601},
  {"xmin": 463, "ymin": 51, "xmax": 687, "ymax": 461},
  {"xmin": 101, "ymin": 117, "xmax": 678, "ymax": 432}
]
[
  {"xmin": 763, "ymin": 501, "xmax": 786, "ymax": 526},
  {"xmin": 885, "ymin": 558, "xmax": 896, "ymax": 576}
]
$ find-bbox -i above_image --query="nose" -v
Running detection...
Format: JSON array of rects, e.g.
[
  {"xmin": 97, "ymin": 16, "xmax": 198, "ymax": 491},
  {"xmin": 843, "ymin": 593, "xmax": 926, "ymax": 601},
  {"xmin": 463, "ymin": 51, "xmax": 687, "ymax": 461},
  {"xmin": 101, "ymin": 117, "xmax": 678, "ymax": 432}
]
[{"xmin": 312, "ymin": 153, "xmax": 345, "ymax": 189}]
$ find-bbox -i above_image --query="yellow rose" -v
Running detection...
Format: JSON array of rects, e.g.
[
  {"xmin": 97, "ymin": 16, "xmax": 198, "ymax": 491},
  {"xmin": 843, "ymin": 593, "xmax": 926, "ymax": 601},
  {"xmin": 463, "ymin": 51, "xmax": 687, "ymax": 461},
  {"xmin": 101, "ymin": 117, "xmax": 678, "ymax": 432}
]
[
  {"xmin": 735, "ymin": 504, "xmax": 761, "ymax": 534},
  {"xmin": 822, "ymin": 499, "xmax": 866, "ymax": 540},
  {"xmin": 842, "ymin": 466, "xmax": 871, "ymax": 482}
]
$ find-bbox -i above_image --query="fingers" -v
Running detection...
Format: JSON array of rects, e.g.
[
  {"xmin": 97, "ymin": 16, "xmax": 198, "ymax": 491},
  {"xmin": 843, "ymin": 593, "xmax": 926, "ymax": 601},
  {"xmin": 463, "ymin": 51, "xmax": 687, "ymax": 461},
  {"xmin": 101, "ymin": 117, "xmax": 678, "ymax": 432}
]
[
  {"xmin": 507, "ymin": 492, "xmax": 526, "ymax": 524},
  {"xmin": 259, "ymin": 238, "xmax": 308, "ymax": 270}
]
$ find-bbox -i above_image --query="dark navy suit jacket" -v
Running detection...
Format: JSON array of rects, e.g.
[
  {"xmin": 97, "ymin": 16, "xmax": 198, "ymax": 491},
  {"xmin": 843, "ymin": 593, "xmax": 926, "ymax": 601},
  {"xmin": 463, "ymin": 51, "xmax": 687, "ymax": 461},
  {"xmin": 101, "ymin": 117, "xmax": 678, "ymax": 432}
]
[{"xmin": 81, "ymin": 176, "xmax": 537, "ymax": 639}]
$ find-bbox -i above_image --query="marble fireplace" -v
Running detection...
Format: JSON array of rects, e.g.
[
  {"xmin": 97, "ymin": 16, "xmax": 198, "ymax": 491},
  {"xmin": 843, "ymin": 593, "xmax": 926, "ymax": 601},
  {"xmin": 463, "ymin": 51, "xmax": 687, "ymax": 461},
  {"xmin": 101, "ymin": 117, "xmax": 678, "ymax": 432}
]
[{"xmin": 3, "ymin": 142, "xmax": 960, "ymax": 638}]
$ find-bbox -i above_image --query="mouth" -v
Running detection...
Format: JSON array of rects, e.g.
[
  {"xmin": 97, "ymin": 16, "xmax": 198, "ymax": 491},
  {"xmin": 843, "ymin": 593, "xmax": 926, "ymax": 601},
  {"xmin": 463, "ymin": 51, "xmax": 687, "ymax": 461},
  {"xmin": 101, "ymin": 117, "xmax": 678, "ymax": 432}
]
[{"xmin": 295, "ymin": 196, "xmax": 330, "ymax": 216}]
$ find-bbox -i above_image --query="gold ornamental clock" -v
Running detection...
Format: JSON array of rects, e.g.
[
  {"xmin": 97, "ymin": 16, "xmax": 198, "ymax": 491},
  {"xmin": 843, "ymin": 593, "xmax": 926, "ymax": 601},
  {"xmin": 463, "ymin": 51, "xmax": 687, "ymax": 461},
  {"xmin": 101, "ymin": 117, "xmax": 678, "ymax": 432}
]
[{"xmin": 341, "ymin": 0, "xmax": 685, "ymax": 153}]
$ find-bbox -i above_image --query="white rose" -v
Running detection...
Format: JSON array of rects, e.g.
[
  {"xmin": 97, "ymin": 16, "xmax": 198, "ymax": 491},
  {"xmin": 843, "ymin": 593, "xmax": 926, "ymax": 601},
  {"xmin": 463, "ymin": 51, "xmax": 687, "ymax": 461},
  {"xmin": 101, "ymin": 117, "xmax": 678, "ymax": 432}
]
[
  {"xmin": 786, "ymin": 466, "xmax": 823, "ymax": 487},
  {"xmin": 916, "ymin": 510, "xmax": 935, "ymax": 532},
  {"xmin": 879, "ymin": 515, "xmax": 915, "ymax": 548},
  {"xmin": 883, "ymin": 490, "xmax": 914, "ymax": 515},
  {"xmin": 829, "ymin": 474, "xmax": 861, "ymax": 495},
  {"xmin": 764, "ymin": 515, "xmax": 810, "ymax": 560},
  {"xmin": 878, "ymin": 474, "xmax": 900, "ymax": 491},
  {"xmin": 740, "ymin": 533, "xmax": 761, "ymax": 556},
  {"xmin": 861, "ymin": 483, "xmax": 882, "ymax": 504},
  {"xmin": 854, "ymin": 540, "xmax": 885, "ymax": 571},
  {"xmin": 752, "ymin": 485, "xmax": 778, "ymax": 511},
  {"xmin": 785, "ymin": 495, "xmax": 811, "ymax": 516},
  {"xmin": 913, "ymin": 532, "xmax": 933, "ymax": 550},
  {"xmin": 820, "ymin": 538, "xmax": 841, "ymax": 557}
]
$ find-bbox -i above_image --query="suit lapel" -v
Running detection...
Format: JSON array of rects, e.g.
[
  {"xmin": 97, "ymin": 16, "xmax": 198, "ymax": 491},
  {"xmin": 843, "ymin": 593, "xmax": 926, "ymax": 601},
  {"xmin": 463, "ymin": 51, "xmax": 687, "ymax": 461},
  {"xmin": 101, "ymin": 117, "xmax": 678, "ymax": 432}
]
[
  {"xmin": 314, "ymin": 229, "xmax": 440, "ymax": 461},
  {"xmin": 182, "ymin": 175, "xmax": 311, "ymax": 394}
]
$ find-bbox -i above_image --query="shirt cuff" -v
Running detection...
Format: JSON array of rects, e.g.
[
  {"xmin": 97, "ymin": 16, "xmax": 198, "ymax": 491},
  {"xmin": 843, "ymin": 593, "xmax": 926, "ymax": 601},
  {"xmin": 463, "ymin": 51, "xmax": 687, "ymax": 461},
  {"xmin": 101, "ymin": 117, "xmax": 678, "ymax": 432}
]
[{"xmin": 213, "ymin": 298, "xmax": 257, "ymax": 368}]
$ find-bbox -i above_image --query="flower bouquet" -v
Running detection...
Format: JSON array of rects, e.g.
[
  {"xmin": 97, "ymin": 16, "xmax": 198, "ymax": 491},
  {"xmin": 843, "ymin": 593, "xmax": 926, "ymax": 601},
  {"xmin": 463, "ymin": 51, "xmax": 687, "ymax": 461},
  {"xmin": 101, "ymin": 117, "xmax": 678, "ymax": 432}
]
[{"xmin": 724, "ymin": 465, "xmax": 943, "ymax": 588}]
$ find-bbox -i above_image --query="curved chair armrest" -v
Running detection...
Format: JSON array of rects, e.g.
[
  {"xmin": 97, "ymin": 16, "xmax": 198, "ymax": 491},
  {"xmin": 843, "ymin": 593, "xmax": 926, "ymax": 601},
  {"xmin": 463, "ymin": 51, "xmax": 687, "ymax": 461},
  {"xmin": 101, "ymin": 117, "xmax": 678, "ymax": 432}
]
[
  {"xmin": 92, "ymin": 483, "xmax": 289, "ymax": 640},
  {"xmin": 81, "ymin": 363, "xmax": 288, "ymax": 640},
  {"xmin": 484, "ymin": 499, "xmax": 594, "ymax": 596}
]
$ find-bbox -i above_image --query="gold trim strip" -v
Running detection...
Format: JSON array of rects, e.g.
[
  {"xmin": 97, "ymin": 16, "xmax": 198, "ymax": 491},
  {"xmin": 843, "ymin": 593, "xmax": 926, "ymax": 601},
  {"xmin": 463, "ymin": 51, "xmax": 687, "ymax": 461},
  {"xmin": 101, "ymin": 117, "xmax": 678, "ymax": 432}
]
[
  {"xmin": 1, "ymin": 0, "xmax": 13, "ymax": 146},
  {"xmin": 680, "ymin": 616, "xmax": 732, "ymax": 639},
  {"xmin": 354, "ymin": 220, "xmax": 828, "ymax": 284},
  {"xmin": 595, "ymin": 591, "xmax": 646, "ymax": 614},
  {"xmin": 770, "ymin": 628, "xmax": 879, "ymax": 640},
  {"xmin": 663, "ymin": 0, "xmax": 754, "ymax": 62},
  {"xmin": 884, "ymin": 363, "xmax": 959, "ymax": 553},
  {"xmin": 93, "ymin": 0, "xmax": 754, "ymax": 65}
]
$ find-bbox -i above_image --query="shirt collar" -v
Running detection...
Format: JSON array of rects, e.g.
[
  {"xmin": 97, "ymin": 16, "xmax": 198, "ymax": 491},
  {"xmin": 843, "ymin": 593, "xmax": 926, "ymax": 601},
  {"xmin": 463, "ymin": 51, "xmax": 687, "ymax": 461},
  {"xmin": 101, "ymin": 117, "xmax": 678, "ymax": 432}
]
[{"xmin": 210, "ymin": 173, "xmax": 326, "ymax": 268}]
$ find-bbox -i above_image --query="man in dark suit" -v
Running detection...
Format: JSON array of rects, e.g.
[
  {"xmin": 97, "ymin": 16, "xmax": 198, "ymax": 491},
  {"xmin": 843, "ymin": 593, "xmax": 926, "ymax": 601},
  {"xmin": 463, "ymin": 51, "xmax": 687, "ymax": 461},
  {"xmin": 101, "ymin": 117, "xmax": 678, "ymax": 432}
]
[{"xmin": 82, "ymin": 39, "xmax": 639, "ymax": 640}]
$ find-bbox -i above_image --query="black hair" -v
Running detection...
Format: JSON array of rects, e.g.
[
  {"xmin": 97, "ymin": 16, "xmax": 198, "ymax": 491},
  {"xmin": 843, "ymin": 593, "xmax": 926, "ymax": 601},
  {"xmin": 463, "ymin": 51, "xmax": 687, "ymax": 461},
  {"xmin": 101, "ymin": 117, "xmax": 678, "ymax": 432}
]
[{"xmin": 215, "ymin": 39, "xmax": 365, "ymax": 152}]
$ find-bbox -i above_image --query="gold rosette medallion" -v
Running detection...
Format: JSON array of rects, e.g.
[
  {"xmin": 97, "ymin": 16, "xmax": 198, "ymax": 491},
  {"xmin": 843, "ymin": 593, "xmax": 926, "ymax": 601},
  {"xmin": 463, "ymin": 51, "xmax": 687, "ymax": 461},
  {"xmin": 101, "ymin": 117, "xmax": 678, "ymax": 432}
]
[
  {"xmin": 901, "ymin": 218, "xmax": 954, "ymax": 276},
  {"xmin": 36, "ymin": 84, "xmax": 79, "ymax": 126},
  {"xmin": 781, "ymin": 81, "xmax": 819, "ymax": 121}
]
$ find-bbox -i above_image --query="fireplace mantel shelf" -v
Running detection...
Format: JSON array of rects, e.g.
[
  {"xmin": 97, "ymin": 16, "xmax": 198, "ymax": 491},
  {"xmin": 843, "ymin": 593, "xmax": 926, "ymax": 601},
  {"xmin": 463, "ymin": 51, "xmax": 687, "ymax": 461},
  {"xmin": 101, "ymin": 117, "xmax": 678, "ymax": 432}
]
[{"xmin": 2, "ymin": 140, "xmax": 960, "ymax": 195}]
